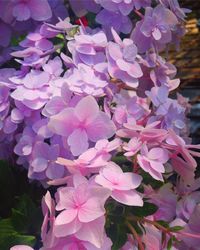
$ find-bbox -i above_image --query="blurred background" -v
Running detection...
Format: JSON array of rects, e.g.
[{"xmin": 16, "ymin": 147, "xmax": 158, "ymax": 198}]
[{"xmin": 170, "ymin": 0, "xmax": 200, "ymax": 144}]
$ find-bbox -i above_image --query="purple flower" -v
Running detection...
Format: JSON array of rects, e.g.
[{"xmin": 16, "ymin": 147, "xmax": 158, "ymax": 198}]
[
  {"xmin": 11, "ymin": 69, "xmax": 52, "ymax": 110},
  {"xmin": 0, "ymin": 0, "xmax": 52, "ymax": 23},
  {"xmin": 131, "ymin": 5, "xmax": 178, "ymax": 53},
  {"xmin": 29, "ymin": 141, "xmax": 65, "ymax": 180},
  {"xmin": 0, "ymin": 21, "xmax": 12, "ymax": 47},
  {"xmin": 96, "ymin": 9, "xmax": 132, "ymax": 38},
  {"xmin": 106, "ymin": 29, "xmax": 143, "ymax": 88},
  {"xmin": 95, "ymin": 0, "xmax": 151, "ymax": 15},
  {"xmin": 48, "ymin": 96, "xmax": 116, "ymax": 156},
  {"xmin": 64, "ymin": 64, "xmax": 108, "ymax": 96},
  {"xmin": 67, "ymin": 29, "xmax": 107, "ymax": 67}
]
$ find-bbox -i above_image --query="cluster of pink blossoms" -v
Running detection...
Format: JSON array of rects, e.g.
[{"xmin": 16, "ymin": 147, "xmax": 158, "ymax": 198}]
[{"xmin": 1, "ymin": 0, "xmax": 200, "ymax": 249}]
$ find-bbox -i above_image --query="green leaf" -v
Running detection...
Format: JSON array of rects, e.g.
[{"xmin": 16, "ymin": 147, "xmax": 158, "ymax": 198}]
[
  {"xmin": 170, "ymin": 226, "xmax": 184, "ymax": 232},
  {"xmin": 167, "ymin": 237, "xmax": 173, "ymax": 250},
  {"xmin": 12, "ymin": 194, "xmax": 43, "ymax": 235},
  {"xmin": 131, "ymin": 202, "xmax": 158, "ymax": 217},
  {"xmin": 0, "ymin": 218, "xmax": 36, "ymax": 250},
  {"xmin": 108, "ymin": 223, "xmax": 127, "ymax": 250},
  {"xmin": 156, "ymin": 220, "xmax": 170, "ymax": 228},
  {"xmin": 0, "ymin": 161, "xmax": 15, "ymax": 216}
]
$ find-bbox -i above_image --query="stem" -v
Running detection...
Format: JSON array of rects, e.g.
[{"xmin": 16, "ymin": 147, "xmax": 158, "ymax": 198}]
[
  {"xmin": 126, "ymin": 221, "xmax": 145, "ymax": 250},
  {"xmin": 110, "ymin": 78, "xmax": 137, "ymax": 91},
  {"xmin": 128, "ymin": 216, "xmax": 173, "ymax": 237},
  {"xmin": 134, "ymin": 10, "xmax": 144, "ymax": 19}
]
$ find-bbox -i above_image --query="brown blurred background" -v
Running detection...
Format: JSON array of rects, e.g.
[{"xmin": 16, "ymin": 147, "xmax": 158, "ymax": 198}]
[{"xmin": 170, "ymin": 0, "xmax": 200, "ymax": 143}]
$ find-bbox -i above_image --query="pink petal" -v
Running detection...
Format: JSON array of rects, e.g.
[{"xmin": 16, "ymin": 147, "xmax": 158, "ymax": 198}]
[
  {"xmin": 78, "ymin": 198, "xmax": 105, "ymax": 223},
  {"xmin": 55, "ymin": 209, "xmax": 78, "ymax": 225},
  {"xmin": 76, "ymin": 217, "xmax": 105, "ymax": 248},
  {"xmin": 74, "ymin": 96, "xmax": 99, "ymax": 123},
  {"xmin": 112, "ymin": 190, "xmax": 143, "ymax": 206},
  {"xmin": 67, "ymin": 128, "xmax": 89, "ymax": 156},
  {"xmin": 87, "ymin": 112, "xmax": 116, "ymax": 142},
  {"xmin": 54, "ymin": 217, "xmax": 81, "ymax": 237},
  {"xmin": 10, "ymin": 246, "xmax": 33, "ymax": 250},
  {"xmin": 48, "ymin": 108, "xmax": 78, "ymax": 137}
]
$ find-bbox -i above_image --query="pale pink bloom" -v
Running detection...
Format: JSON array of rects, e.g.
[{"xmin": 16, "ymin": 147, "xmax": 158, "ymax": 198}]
[
  {"xmin": 54, "ymin": 175, "xmax": 111, "ymax": 248},
  {"xmin": 165, "ymin": 129, "xmax": 200, "ymax": 181},
  {"xmin": 95, "ymin": 162, "xmax": 143, "ymax": 206},
  {"xmin": 118, "ymin": 120, "xmax": 168, "ymax": 144},
  {"xmin": 57, "ymin": 138, "xmax": 121, "ymax": 176},
  {"xmin": 123, "ymin": 137, "xmax": 142, "ymax": 157},
  {"xmin": 48, "ymin": 96, "xmax": 116, "ymax": 156},
  {"xmin": 41, "ymin": 234, "xmax": 112, "ymax": 250},
  {"xmin": 137, "ymin": 145, "xmax": 169, "ymax": 181},
  {"xmin": 10, "ymin": 246, "xmax": 33, "ymax": 250},
  {"xmin": 41, "ymin": 191, "xmax": 57, "ymax": 249}
]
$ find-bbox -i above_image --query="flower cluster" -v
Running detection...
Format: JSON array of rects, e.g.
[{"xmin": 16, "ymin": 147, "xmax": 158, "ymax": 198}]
[{"xmin": 1, "ymin": 0, "xmax": 200, "ymax": 249}]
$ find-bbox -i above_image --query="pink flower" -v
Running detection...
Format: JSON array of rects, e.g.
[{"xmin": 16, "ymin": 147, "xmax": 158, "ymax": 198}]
[
  {"xmin": 54, "ymin": 175, "xmax": 111, "ymax": 248},
  {"xmin": 165, "ymin": 130, "xmax": 200, "ymax": 181},
  {"xmin": 41, "ymin": 191, "xmax": 57, "ymax": 249},
  {"xmin": 48, "ymin": 96, "xmax": 116, "ymax": 156},
  {"xmin": 10, "ymin": 246, "xmax": 33, "ymax": 250},
  {"xmin": 123, "ymin": 137, "xmax": 142, "ymax": 157},
  {"xmin": 137, "ymin": 145, "xmax": 169, "ymax": 181},
  {"xmin": 57, "ymin": 138, "xmax": 121, "ymax": 176},
  {"xmin": 95, "ymin": 162, "xmax": 143, "ymax": 206}
]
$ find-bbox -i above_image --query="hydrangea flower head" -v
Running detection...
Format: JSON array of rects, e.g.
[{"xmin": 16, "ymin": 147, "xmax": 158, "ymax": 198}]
[{"xmin": 48, "ymin": 95, "xmax": 116, "ymax": 156}]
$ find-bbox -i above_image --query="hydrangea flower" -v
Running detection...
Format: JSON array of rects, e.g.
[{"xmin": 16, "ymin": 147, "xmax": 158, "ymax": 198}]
[
  {"xmin": 54, "ymin": 175, "xmax": 111, "ymax": 248},
  {"xmin": 95, "ymin": 162, "xmax": 143, "ymax": 206},
  {"xmin": 107, "ymin": 29, "xmax": 143, "ymax": 88},
  {"xmin": 48, "ymin": 96, "xmax": 116, "ymax": 156},
  {"xmin": 137, "ymin": 145, "xmax": 169, "ymax": 181},
  {"xmin": 0, "ymin": 0, "xmax": 52, "ymax": 23},
  {"xmin": 131, "ymin": 5, "xmax": 178, "ymax": 53}
]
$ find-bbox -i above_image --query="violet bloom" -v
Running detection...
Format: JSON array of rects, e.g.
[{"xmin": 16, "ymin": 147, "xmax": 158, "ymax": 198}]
[
  {"xmin": 95, "ymin": 0, "xmax": 151, "ymax": 15},
  {"xmin": 96, "ymin": 9, "xmax": 132, "ymax": 38},
  {"xmin": 137, "ymin": 145, "xmax": 169, "ymax": 181},
  {"xmin": 0, "ymin": 0, "xmax": 52, "ymax": 23},
  {"xmin": 106, "ymin": 29, "xmax": 143, "ymax": 88},
  {"xmin": 67, "ymin": 29, "xmax": 108, "ymax": 67},
  {"xmin": 159, "ymin": 0, "xmax": 191, "ymax": 20},
  {"xmin": 64, "ymin": 64, "xmax": 108, "ymax": 96},
  {"xmin": 95, "ymin": 162, "xmax": 143, "ymax": 206},
  {"xmin": 131, "ymin": 5, "xmax": 178, "ymax": 53},
  {"xmin": 113, "ymin": 95, "xmax": 146, "ymax": 127},
  {"xmin": 19, "ymin": 24, "xmax": 57, "ymax": 51},
  {"xmin": 54, "ymin": 175, "xmax": 111, "ymax": 248},
  {"xmin": 0, "ymin": 21, "xmax": 12, "ymax": 48},
  {"xmin": 48, "ymin": 96, "xmax": 116, "ymax": 156},
  {"xmin": 11, "ymin": 69, "xmax": 51, "ymax": 110},
  {"xmin": 145, "ymin": 183, "xmax": 177, "ymax": 221},
  {"xmin": 29, "ymin": 141, "xmax": 65, "ymax": 180}
]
